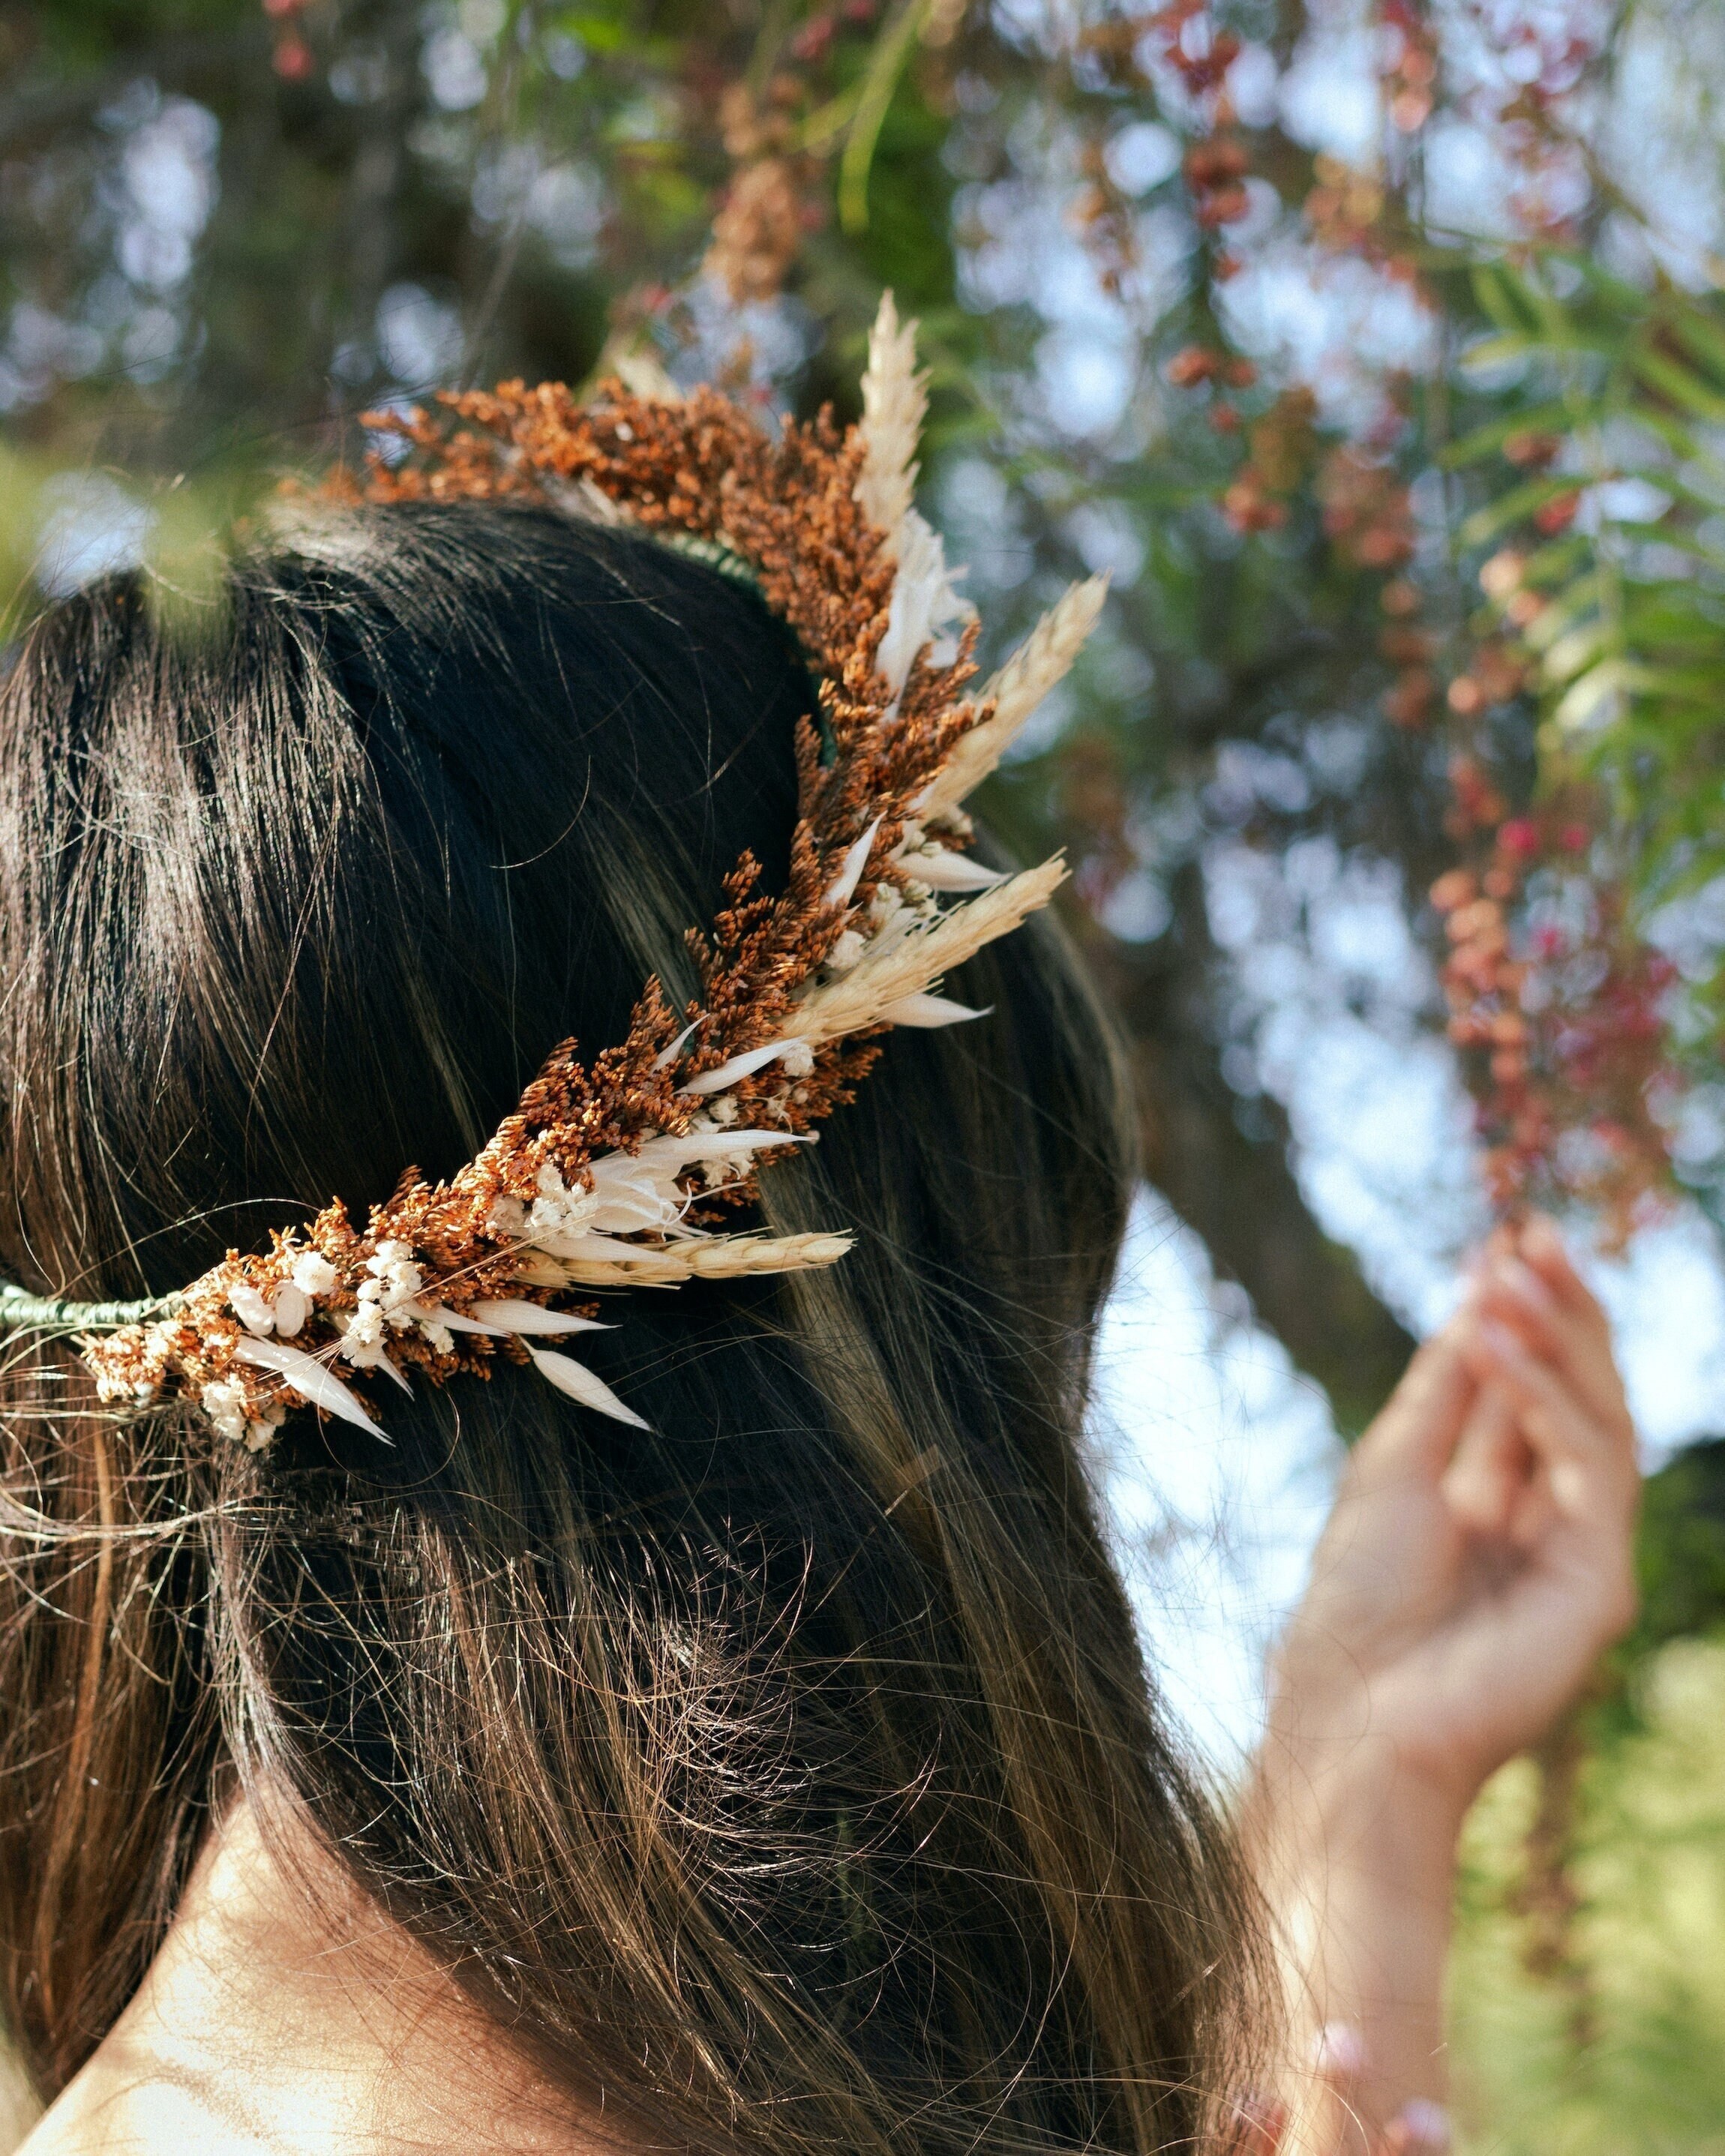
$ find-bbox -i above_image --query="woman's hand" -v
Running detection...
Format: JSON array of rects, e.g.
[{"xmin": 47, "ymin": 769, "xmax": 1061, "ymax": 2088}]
[
  {"xmin": 1271, "ymin": 1213, "xmax": 1640, "ymax": 1814},
  {"xmin": 1248, "ymin": 1216, "xmax": 1640, "ymax": 2152}
]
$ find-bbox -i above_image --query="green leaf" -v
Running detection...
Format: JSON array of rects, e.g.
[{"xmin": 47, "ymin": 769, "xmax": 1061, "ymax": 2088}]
[
  {"xmin": 1519, "ymin": 570, "xmax": 1604, "ymax": 653},
  {"xmin": 1541, "ymin": 619, "xmax": 1614, "ymax": 685},
  {"xmin": 1552, "ymin": 656, "xmax": 1655, "ymax": 732},
  {"xmin": 837, "ymin": 0, "xmax": 932, "ymax": 235},
  {"xmin": 1629, "ymin": 346, "xmax": 1725, "ymax": 427}
]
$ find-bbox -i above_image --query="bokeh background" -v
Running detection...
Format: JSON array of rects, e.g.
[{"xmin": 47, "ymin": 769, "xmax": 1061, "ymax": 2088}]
[{"xmin": 6, "ymin": 0, "xmax": 1725, "ymax": 2146}]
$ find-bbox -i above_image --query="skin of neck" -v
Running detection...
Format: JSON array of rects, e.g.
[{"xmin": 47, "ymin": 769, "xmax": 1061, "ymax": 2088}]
[{"xmin": 19, "ymin": 1795, "xmax": 604, "ymax": 2156}]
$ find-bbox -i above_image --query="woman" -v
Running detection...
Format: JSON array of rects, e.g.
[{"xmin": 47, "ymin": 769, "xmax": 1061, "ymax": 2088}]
[{"xmin": 0, "ymin": 312, "xmax": 1635, "ymax": 2155}]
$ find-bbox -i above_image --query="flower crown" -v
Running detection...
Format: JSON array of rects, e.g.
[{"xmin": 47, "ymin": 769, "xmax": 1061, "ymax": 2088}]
[{"xmin": 14, "ymin": 298, "xmax": 1103, "ymax": 1450}]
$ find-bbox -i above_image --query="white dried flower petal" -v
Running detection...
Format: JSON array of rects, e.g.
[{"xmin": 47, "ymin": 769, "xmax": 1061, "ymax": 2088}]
[
  {"xmin": 878, "ymin": 992, "xmax": 989, "ymax": 1028},
  {"xmin": 229, "ymin": 1282, "xmax": 276, "ymax": 1337},
  {"xmin": 874, "ymin": 511, "xmax": 971, "ymax": 704},
  {"xmin": 231, "ymin": 1336, "xmax": 384, "ymax": 1439},
  {"xmin": 528, "ymin": 1347, "xmax": 650, "ymax": 1430},
  {"xmin": 417, "ymin": 1303, "xmax": 508, "ymax": 1338},
  {"xmin": 680, "ymin": 1036, "xmax": 810, "ymax": 1098},
  {"xmin": 272, "ymin": 1283, "xmax": 310, "ymax": 1338},
  {"xmin": 469, "ymin": 1299, "xmax": 610, "ymax": 1337},
  {"xmin": 825, "ymin": 818, "xmax": 881, "ymax": 908},
  {"xmin": 901, "ymin": 846, "xmax": 1006, "ymax": 893}
]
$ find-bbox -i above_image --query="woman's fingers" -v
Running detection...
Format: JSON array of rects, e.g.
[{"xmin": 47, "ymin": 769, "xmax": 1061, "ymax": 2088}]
[
  {"xmin": 1462, "ymin": 1317, "xmax": 1637, "ymax": 1526},
  {"xmin": 1439, "ymin": 1381, "xmax": 1526, "ymax": 1538},
  {"xmin": 1470, "ymin": 1251, "xmax": 1630, "ymax": 1443}
]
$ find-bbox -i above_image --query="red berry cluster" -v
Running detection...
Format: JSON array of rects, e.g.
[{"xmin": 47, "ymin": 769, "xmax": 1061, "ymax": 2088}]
[
  {"xmin": 1432, "ymin": 781, "xmax": 1678, "ymax": 1247},
  {"xmin": 1317, "ymin": 445, "xmax": 1415, "ymax": 571}
]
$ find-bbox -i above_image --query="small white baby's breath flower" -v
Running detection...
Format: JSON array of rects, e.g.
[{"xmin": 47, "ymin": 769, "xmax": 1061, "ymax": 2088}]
[
  {"xmin": 420, "ymin": 1321, "xmax": 455, "ymax": 1357},
  {"xmin": 707, "ymin": 1094, "xmax": 740, "ymax": 1126},
  {"xmin": 200, "ymin": 1379, "xmax": 250, "ymax": 1444},
  {"xmin": 342, "ymin": 1303, "xmax": 386, "ymax": 1357},
  {"xmin": 778, "ymin": 1042, "xmax": 814, "ymax": 1078},
  {"xmin": 290, "ymin": 1250, "xmax": 340, "ymax": 1298},
  {"xmin": 826, "ymin": 930, "xmax": 867, "ymax": 973},
  {"xmin": 243, "ymin": 1405, "xmax": 286, "ymax": 1453}
]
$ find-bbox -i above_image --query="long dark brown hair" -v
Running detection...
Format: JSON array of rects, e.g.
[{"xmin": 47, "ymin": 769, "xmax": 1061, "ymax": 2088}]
[{"xmin": 0, "ymin": 503, "xmax": 1261, "ymax": 2152}]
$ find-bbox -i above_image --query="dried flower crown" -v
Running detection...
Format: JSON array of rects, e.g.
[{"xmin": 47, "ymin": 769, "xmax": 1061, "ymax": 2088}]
[{"xmin": 15, "ymin": 298, "xmax": 1103, "ymax": 1450}]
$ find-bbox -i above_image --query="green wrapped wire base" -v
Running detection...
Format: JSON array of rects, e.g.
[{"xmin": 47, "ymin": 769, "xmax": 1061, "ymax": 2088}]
[{"xmin": 0, "ymin": 1284, "xmax": 182, "ymax": 1333}]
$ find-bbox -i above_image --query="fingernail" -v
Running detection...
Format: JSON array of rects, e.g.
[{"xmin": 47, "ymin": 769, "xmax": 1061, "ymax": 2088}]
[
  {"xmin": 1392, "ymin": 2098, "xmax": 1452, "ymax": 2151},
  {"xmin": 1311, "ymin": 2020, "xmax": 1368, "ymax": 2080}
]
